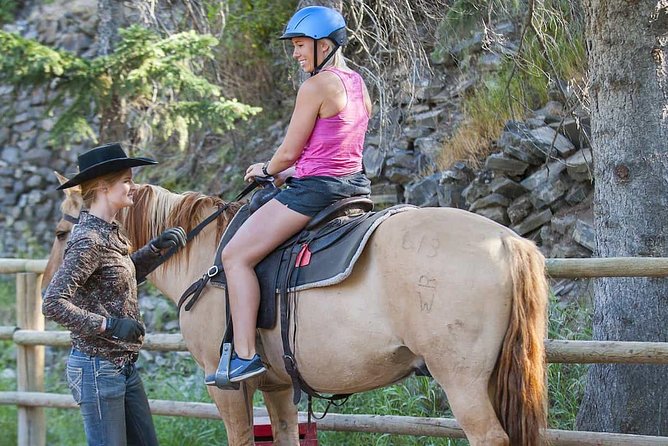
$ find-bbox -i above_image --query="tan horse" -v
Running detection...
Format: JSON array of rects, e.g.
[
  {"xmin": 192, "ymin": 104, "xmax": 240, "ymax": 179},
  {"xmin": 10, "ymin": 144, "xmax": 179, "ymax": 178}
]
[{"xmin": 44, "ymin": 178, "xmax": 549, "ymax": 446}]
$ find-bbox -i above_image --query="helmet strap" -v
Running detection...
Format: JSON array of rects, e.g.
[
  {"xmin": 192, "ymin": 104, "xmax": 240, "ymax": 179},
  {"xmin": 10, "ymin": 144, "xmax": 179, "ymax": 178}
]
[{"xmin": 311, "ymin": 39, "xmax": 340, "ymax": 76}]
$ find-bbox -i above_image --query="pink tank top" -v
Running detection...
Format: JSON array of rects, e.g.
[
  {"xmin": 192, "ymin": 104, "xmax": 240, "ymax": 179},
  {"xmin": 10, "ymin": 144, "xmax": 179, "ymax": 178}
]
[{"xmin": 294, "ymin": 68, "xmax": 369, "ymax": 178}]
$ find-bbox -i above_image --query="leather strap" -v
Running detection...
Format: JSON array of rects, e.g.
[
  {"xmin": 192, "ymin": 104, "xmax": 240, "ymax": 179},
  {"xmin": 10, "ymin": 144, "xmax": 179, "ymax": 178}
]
[
  {"xmin": 279, "ymin": 239, "xmax": 350, "ymax": 405},
  {"xmin": 138, "ymin": 180, "xmax": 260, "ymax": 284}
]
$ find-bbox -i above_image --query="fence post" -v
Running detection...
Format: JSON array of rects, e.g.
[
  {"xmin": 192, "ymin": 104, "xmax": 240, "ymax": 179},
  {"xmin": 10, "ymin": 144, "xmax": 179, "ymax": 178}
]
[{"xmin": 16, "ymin": 272, "xmax": 46, "ymax": 446}]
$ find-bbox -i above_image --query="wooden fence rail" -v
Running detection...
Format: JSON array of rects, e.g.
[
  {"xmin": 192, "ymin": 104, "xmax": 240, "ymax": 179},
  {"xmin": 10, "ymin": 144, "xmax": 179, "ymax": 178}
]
[
  {"xmin": 1, "ymin": 391, "xmax": 668, "ymax": 446},
  {"xmin": 2, "ymin": 257, "xmax": 668, "ymax": 445}
]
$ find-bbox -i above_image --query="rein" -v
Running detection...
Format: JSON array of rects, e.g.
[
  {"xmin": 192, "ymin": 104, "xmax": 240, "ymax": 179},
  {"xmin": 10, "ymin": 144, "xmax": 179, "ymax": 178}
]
[{"xmin": 137, "ymin": 180, "xmax": 261, "ymax": 284}]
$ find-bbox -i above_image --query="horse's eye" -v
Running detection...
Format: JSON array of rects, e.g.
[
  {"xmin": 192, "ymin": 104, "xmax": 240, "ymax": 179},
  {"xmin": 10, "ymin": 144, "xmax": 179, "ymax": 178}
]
[{"xmin": 56, "ymin": 231, "xmax": 70, "ymax": 241}]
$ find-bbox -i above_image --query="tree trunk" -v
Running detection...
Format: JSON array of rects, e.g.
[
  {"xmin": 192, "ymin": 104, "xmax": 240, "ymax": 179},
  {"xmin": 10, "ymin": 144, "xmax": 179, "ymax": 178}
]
[
  {"xmin": 97, "ymin": 0, "xmax": 124, "ymax": 56},
  {"xmin": 97, "ymin": 0, "xmax": 126, "ymax": 143},
  {"xmin": 577, "ymin": 0, "xmax": 668, "ymax": 435}
]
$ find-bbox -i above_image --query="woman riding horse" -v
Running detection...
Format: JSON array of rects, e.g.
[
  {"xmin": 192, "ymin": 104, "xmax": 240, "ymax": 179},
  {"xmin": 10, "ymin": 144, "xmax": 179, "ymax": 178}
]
[{"xmin": 211, "ymin": 5, "xmax": 374, "ymax": 384}]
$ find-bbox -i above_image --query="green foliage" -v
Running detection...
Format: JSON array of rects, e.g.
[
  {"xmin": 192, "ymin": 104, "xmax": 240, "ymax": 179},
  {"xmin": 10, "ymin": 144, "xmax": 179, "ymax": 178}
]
[
  {"xmin": 0, "ymin": 0, "xmax": 17, "ymax": 25},
  {"xmin": 0, "ymin": 278, "xmax": 16, "ymax": 325},
  {"xmin": 0, "ymin": 25, "xmax": 261, "ymax": 149},
  {"xmin": 221, "ymin": 0, "xmax": 296, "ymax": 62},
  {"xmin": 0, "ymin": 278, "xmax": 17, "ymax": 443},
  {"xmin": 547, "ymin": 290, "xmax": 592, "ymax": 429},
  {"xmin": 212, "ymin": 0, "xmax": 296, "ymax": 104}
]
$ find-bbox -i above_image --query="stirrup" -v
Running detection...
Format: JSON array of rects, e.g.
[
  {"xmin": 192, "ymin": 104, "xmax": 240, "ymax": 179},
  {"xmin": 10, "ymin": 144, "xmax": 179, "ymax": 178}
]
[{"xmin": 204, "ymin": 343, "xmax": 239, "ymax": 390}]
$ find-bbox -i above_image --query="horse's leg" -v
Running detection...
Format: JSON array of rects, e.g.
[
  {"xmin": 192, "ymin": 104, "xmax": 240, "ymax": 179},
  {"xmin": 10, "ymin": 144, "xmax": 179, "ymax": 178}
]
[
  {"xmin": 427, "ymin": 363, "xmax": 509, "ymax": 446},
  {"xmin": 262, "ymin": 386, "xmax": 299, "ymax": 445},
  {"xmin": 207, "ymin": 384, "xmax": 257, "ymax": 446}
]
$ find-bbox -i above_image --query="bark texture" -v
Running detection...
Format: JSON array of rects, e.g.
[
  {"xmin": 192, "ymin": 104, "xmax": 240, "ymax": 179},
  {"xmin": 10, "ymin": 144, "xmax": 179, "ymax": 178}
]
[
  {"xmin": 577, "ymin": 0, "xmax": 668, "ymax": 435},
  {"xmin": 97, "ymin": 0, "xmax": 126, "ymax": 143}
]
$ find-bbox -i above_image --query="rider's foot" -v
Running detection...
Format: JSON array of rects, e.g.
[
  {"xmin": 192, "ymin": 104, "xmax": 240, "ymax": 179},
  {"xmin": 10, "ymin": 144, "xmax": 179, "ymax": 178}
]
[{"xmin": 228, "ymin": 353, "xmax": 266, "ymax": 382}]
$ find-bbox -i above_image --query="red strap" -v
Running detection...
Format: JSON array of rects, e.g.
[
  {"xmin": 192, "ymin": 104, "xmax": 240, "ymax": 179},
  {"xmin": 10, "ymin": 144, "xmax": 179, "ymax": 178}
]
[{"xmin": 295, "ymin": 243, "xmax": 312, "ymax": 267}]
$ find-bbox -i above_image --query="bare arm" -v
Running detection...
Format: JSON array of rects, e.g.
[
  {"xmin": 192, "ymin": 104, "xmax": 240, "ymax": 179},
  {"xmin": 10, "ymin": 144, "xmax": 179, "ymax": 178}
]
[{"xmin": 245, "ymin": 79, "xmax": 323, "ymax": 180}]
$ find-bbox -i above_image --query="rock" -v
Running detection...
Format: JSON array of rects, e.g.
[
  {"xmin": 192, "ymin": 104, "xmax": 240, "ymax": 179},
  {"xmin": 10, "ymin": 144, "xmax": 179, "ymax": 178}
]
[
  {"xmin": 505, "ymin": 143, "xmax": 545, "ymax": 166},
  {"xmin": 364, "ymin": 133, "xmax": 381, "ymax": 146},
  {"xmin": 529, "ymin": 126, "xmax": 577, "ymax": 158},
  {"xmin": 441, "ymin": 161, "xmax": 474, "ymax": 183},
  {"xmin": 414, "ymin": 137, "xmax": 442, "ymax": 160},
  {"xmin": 490, "ymin": 177, "xmax": 528, "ymax": 199},
  {"xmin": 565, "ymin": 148, "xmax": 594, "ymax": 182},
  {"xmin": 385, "ymin": 150, "xmax": 417, "ymax": 184},
  {"xmin": 479, "ymin": 52, "xmax": 503, "ymax": 71},
  {"xmin": 26, "ymin": 174, "xmax": 43, "ymax": 188},
  {"xmin": 565, "ymin": 183, "xmax": 591, "ymax": 205},
  {"xmin": 474, "ymin": 206, "xmax": 509, "ymax": 226},
  {"xmin": 573, "ymin": 219, "xmax": 595, "ymax": 252},
  {"xmin": 415, "ymin": 83, "xmax": 446, "ymax": 101},
  {"xmin": 507, "ymin": 194, "xmax": 533, "ymax": 225},
  {"xmin": 551, "ymin": 214, "xmax": 577, "ymax": 235},
  {"xmin": 485, "ymin": 152, "xmax": 529, "ymax": 176},
  {"xmin": 532, "ymin": 101, "xmax": 564, "ymax": 119},
  {"xmin": 23, "ymin": 147, "xmax": 51, "ymax": 162},
  {"xmin": 408, "ymin": 108, "xmax": 446, "ymax": 129},
  {"xmin": 363, "ymin": 145, "xmax": 384, "ymax": 180},
  {"xmin": 469, "ymin": 193, "xmax": 510, "ymax": 212},
  {"xmin": 462, "ymin": 179, "xmax": 491, "ymax": 206},
  {"xmin": 497, "ymin": 121, "xmax": 533, "ymax": 148},
  {"xmin": 511, "ymin": 209, "xmax": 553, "ymax": 236},
  {"xmin": 451, "ymin": 31, "xmax": 484, "ymax": 56},
  {"xmin": 549, "ymin": 116, "xmax": 591, "ymax": 149},
  {"xmin": 521, "ymin": 161, "xmax": 566, "ymax": 190},
  {"xmin": 1, "ymin": 147, "xmax": 20, "ymax": 165},
  {"xmin": 405, "ymin": 173, "xmax": 440, "ymax": 207},
  {"xmin": 530, "ymin": 178, "xmax": 570, "ymax": 209},
  {"xmin": 403, "ymin": 126, "xmax": 432, "ymax": 140},
  {"xmin": 437, "ymin": 183, "xmax": 467, "ymax": 208}
]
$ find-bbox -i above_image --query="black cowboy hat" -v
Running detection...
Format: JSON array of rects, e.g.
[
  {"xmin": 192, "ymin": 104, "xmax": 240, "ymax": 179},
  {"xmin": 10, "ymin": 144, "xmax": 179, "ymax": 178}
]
[{"xmin": 57, "ymin": 142, "xmax": 157, "ymax": 190}]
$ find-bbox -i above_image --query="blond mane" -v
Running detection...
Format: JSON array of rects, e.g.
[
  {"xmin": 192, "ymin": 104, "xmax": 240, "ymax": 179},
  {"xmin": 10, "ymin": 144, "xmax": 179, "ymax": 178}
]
[{"xmin": 119, "ymin": 184, "xmax": 242, "ymax": 264}]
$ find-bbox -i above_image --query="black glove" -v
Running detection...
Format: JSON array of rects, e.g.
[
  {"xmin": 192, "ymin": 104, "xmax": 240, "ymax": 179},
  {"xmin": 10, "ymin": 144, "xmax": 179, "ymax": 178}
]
[
  {"xmin": 105, "ymin": 317, "xmax": 145, "ymax": 342},
  {"xmin": 149, "ymin": 227, "xmax": 186, "ymax": 253}
]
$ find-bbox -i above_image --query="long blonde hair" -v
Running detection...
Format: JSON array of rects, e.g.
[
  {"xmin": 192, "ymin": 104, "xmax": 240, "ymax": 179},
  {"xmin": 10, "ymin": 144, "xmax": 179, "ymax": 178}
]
[{"xmin": 80, "ymin": 169, "xmax": 130, "ymax": 208}]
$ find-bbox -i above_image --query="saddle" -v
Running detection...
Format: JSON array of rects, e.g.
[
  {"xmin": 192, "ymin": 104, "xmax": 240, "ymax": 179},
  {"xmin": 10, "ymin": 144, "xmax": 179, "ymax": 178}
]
[
  {"xmin": 178, "ymin": 194, "xmax": 416, "ymax": 399},
  {"xmin": 182, "ymin": 199, "xmax": 411, "ymax": 327}
]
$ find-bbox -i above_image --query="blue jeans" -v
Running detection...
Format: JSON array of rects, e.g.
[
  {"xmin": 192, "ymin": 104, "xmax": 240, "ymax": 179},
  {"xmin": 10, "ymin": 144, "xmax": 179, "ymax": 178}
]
[{"xmin": 66, "ymin": 349, "xmax": 158, "ymax": 446}]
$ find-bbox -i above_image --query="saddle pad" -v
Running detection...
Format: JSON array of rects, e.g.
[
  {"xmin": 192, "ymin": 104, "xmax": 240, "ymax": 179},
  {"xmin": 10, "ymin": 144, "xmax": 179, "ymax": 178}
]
[{"xmin": 210, "ymin": 204, "xmax": 416, "ymax": 328}]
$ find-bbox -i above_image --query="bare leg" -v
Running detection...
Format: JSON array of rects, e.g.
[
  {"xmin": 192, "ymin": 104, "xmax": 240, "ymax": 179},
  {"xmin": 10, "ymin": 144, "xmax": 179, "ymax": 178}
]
[{"xmin": 222, "ymin": 199, "xmax": 310, "ymax": 359}]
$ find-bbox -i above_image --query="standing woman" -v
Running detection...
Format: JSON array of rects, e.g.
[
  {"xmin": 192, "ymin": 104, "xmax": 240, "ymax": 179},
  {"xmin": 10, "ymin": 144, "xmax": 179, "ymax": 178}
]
[
  {"xmin": 43, "ymin": 143, "xmax": 186, "ymax": 446},
  {"xmin": 209, "ymin": 6, "xmax": 372, "ymax": 385}
]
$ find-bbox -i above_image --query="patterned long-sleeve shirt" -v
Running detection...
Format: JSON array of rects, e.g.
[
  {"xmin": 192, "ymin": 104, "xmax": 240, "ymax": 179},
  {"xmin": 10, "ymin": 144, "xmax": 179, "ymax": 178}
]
[{"xmin": 43, "ymin": 210, "xmax": 162, "ymax": 366}]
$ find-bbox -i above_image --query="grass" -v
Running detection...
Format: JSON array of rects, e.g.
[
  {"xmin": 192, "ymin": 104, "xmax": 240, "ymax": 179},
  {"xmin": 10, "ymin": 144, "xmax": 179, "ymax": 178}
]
[{"xmin": 546, "ymin": 287, "xmax": 593, "ymax": 430}]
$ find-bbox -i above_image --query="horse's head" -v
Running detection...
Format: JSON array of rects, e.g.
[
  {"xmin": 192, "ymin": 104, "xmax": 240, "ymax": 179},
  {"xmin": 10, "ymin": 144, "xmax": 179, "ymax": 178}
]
[{"xmin": 43, "ymin": 172, "xmax": 84, "ymax": 289}]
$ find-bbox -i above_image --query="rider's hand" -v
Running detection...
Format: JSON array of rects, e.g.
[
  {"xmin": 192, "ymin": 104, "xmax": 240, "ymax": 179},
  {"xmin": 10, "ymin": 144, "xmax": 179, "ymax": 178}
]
[
  {"xmin": 273, "ymin": 166, "xmax": 296, "ymax": 187},
  {"xmin": 105, "ymin": 317, "xmax": 145, "ymax": 342},
  {"xmin": 149, "ymin": 227, "xmax": 186, "ymax": 253},
  {"xmin": 244, "ymin": 163, "xmax": 265, "ymax": 182}
]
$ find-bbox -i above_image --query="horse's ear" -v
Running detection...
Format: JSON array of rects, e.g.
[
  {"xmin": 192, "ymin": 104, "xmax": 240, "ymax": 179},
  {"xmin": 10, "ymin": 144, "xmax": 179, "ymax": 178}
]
[{"xmin": 53, "ymin": 171, "xmax": 82, "ymax": 197}]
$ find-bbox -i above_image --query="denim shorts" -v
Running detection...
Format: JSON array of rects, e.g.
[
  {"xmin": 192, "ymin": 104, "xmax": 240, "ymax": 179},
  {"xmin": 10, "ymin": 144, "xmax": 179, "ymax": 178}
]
[{"xmin": 274, "ymin": 172, "xmax": 371, "ymax": 217}]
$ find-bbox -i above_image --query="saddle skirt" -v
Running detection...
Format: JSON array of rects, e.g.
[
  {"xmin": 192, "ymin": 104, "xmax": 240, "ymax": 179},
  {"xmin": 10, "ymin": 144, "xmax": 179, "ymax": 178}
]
[{"xmin": 209, "ymin": 203, "xmax": 416, "ymax": 329}]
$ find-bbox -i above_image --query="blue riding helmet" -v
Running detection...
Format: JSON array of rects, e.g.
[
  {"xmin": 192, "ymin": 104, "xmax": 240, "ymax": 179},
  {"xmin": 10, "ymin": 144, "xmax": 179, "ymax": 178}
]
[{"xmin": 279, "ymin": 6, "xmax": 347, "ymax": 47}]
